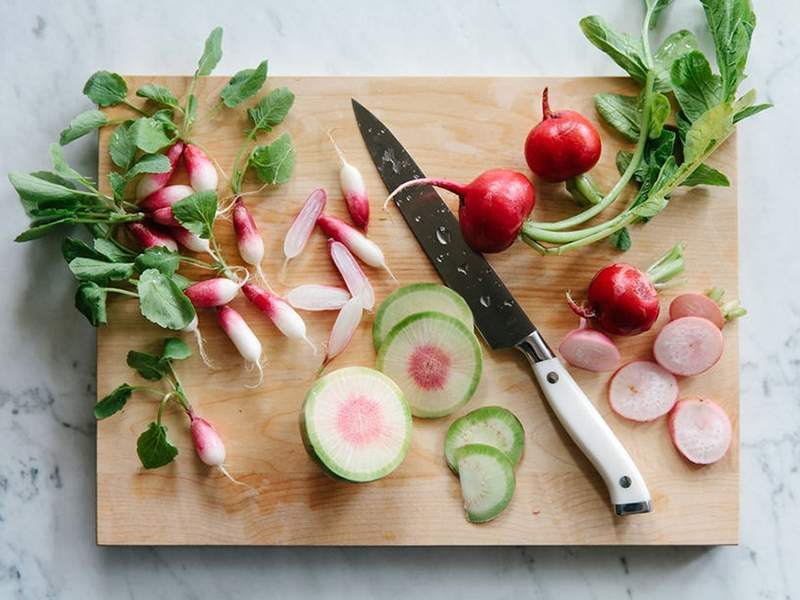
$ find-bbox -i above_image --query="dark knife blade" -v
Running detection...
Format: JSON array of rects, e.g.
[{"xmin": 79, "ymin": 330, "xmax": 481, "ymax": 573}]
[{"xmin": 352, "ymin": 99, "xmax": 536, "ymax": 350}]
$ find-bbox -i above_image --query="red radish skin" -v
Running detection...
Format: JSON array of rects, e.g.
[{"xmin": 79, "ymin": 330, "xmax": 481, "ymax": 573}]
[
  {"xmin": 328, "ymin": 131, "xmax": 370, "ymax": 230},
  {"xmin": 668, "ymin": 398, "xmax": 732, "ymax": 465},
  {"xmin": 169, "ymin": 226, "xmax": 211, "ymax": 254},
  {"xmin": 232, "ymin": 197, "xmax": 268, "ymax": 286},
  {"xmin": 384, "ymin": 169, "xmax": 535, "ymax": 253},
  {"xmin": 653, "ymin": 316, "xmax": 724, "ymax": 376},
  {"xmin": 188, "ymin": 412, "xmax": 246, "ymax": 485},
  {"xmin": 608, "ymin": 361, "xmax": 678, "ymax": 422},
  {"xmin": 669, "ymin": 293, "xmax": 725, "ymax": 328},
  {"xmin": 184, "ymin": 277, "xmax": 241, "ymax": 308},
  {"xmin": 524, "ymin": 88, "xmax": 602, "ymax": 183},
  {"xmin": 136, "ymin": 142, "xmax": 184, "ymax": 200},
  {"xmin": 139, "ymin": 184, "xmax": 195, "ymax": 213},
  {"xmin": 184, "ymin": 144, "xmax": 218, "ymax": 192},
  {"xmin": 317, "ymin": 213, "xmax": 396, "ymax": 279},
  {"xmin": 127, "ymin": 222, "xmax": 178, "ymax": 252},
  {"xmin": 558, "ymin": 318, "xmax": 620, "ymax": 372},
  {"xmin": 242, "ymin": 283, "xmax": 316, "ymax": 351},
  {"xmin": 150, "ymin": 206, "xmax": 181, "ymax": 227}
]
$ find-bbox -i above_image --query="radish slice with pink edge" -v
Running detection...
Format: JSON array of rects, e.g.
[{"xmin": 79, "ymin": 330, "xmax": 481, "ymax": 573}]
[
  {"xmin": 329, "ymin": 239, "xmax": 375, "ymax": 310},
  {"xmin": 608, "ymin": 361, "xmax": 678, "ymax": 422},
  {"xmin": 668, "ymin": 398, "xmax": 732, "ymax": 465},
  {"xmin": 653, "ymin": 316, "xmax": 724, "ymax": 376},
  {"xmin": 282, "ymin": 188, "xmax": 327, "ymax": 278},
  {"xmin": 139, "ymin": 184, "xmax": 195, "ymax": 213},
  {"xmin": 558, "ymin": 318, "xmax": 620, "ymax": 372},
  {"xmin": 300, "ymin": 366, "xmax": 412, "ymax": 482},
  {"xmin": 136, "ymin": 142, "xmax": 184, "ymax": 201},
  {"xmin": 286, "ymin": 285, "xmax": 350, "ymax": 311},
  {"xmin": 669, "ymin": 293, "xmax": 725, "ymax": 329},
  {"xmin": 324, "ymin": 297, "xmax": 363, "ymax": 365}
]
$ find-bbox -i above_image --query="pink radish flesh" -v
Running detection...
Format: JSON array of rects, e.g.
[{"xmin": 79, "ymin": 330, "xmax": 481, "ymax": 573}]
[
  {"xmin": 669, "ymin": 293, "xmax": 725, "ymax": 329},
  {"xmin": 242, "ymin": 283, "xmax": 315, "ymax": 351},
  {"xmin": 325, "ymin": 296, "xmax": 363, "ymax": 364},
  {"xmin": 286, "ymin": 285, "xmax": 350, "ymax": 311},
  {"xmin": 328, "ymin": 131, "xmax": 369, "ymax": 230},
  {"xmin": 150, "ymin": 206, "xmax": 180, "ymax": 227},
  {"xmin": 184, "ymin": 143, "xmax": 218, "ymax": 192},
  {"xmin": 136, "ymin": 141, "xmax": 184, "ymax": 200},
  {"xmin": 329, "ymin": 239, "xmax": 375, "ymax": 310},
  {"xmin": 282, "ymin": 188, "xmax": 327, "ymax": 273},
  {"xmin": 653, "ymin": 316, "xmax": 724, "ymax": 376},
  {"xmin": 184, "ymin": 278, "xmax": 241, "ymax": 308},
  {"xmin": 558, "ymin": 319, "xmax": 620, "ymax": 372},
  {"xmin": 127, "ymin": 222, "xmax": 178, "ymax": 252},
  {"xmin": 217, "ymin": 305, "xmax": 264, "ymax": 386},
  {"xmin": 668, "ymin": 398, "xmax": 732, "ymax": 465},
  {"xmin": 139, "ymin": 184, "xmax": 194, "ymax": 213},
  {"xmin": 317, "ymin": 213, "xmax": 395, "ymax": 279},
  {"xmin": 608, "ymin": 361, "xmax": 678, "ymax": 422},
  {"xmin": 169, "ymin": 226, "xmax": 211, "ymax": 254}
]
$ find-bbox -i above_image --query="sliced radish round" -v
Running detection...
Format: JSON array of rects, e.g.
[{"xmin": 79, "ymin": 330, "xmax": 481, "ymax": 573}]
[
  {"xmin": 558, "ymin": 320, "xmax": 620, "ymax": 372},
  {"xmin": 455, "ymin": 444, "xmax": 515, "ymax": 523},
  {"xmin": 376, "ymin": 311, "xmax": 482, "ymax": 418},
  {"xmin": 444, "ymin": 406, "xmax": 524, "ymax": 472},
  {"xmin": 668, "ymin": 398, "xmax": 732, "ymax": 465},
  {"xmin": 653, "ymin": 316, "xmax": 724, "ymax": 376},
  {"xmin": 608, "ymin": 361, "xmax": 678, "ymax": 422},
  {"xmin": 669, "ymin": 293, "xmax": 725, "ymax": 329},
  {"xmin": 300, "ymin": 367, "xmax": 412, "ymax": 482},
  {"xmin": 373, "ymin": 283, "xmax": 474, "ymax": 350}
]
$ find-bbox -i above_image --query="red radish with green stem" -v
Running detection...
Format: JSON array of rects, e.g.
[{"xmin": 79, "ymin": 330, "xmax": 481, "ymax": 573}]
[
  {"xmin": 608, "ymin": 361, "xmax": 678, "ymax": 422},
  {"xmin": 328, "ymin": 239, "xmax": 375, "ymax": 310},
  {"xmin": 136, "ymin": 141, "xmax": 184, "ymax": 200},
  {"xmin": 668, "ymin": 398, "xmax": 732, "ymax": 465},
  {"xmin": 150, "ymin": 206, "xmax": 181, "ymax": 227},
  {"xmin": 328, "ymin": 130, "xmax": 369, "ymax": 230},
  {"xmin": 127, "ymin": 222, "xmax": 178, "ymax": 252},
  {"xmin": 169, "ymin": 226, "xmax": 211, "ymax": 255},
  {"xmin": 185, "ymin": 277, "xmax": 242, "ymax": 308},
  {"xmin": 138, "ymin": 184, "xmax": 194, "ymax": 213},
  {"xmin": 232, "ymin": 197, "xmax": 269, "ymax": 287},
  {"xmin": 669, "ymin": 288, "xmax": 746, "ymax": 329},
  {"xmin": 242, "ymin": 283, "xmax": 316, "ymax": 352},
  {"xmin": 282, "ymin": 188, "xmax": 326, "ymax": 278},
  {"xmin": 383, "ymin": 169, "xmax": 535, "ymax": 253},
  {"xmin": 317, "ymin": 213, "xmax": 396, "ymax": 280},
  {"xmin": 558, "ymin": 318, "xmax": 620, "ymax": 372},
  {"xmin": 287, "ymin": 284, "xmax": 350, "ymax": 312},
  {"xmin": 216, "ymin": 305, "xmax": 264, "ymax": 387},
  {"xmin": 184, "ymin": 143, "xmax": 218, "ymax": 192},
  {"xmin": 188, "ymin": 411, "xmax": 246, "ymax": 484},
  {"xmin": 653, "ymin": 316, "xmax": 724, "ymax": 376}
]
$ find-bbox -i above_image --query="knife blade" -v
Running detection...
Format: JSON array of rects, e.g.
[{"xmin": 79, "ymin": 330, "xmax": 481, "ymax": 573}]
[{"xmin": 353, "ymin": 98, "xmax": 652, "ymax": 516}]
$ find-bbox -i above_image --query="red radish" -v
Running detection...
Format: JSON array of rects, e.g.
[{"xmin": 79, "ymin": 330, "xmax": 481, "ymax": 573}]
[
  {"xmin": 282, "ymin": 188, "xmax": 327, "ymax": 277},
  {"xmin": 558, "ymin": 318, "xmax": 620, "ymax": 372},
  {"xmin": 669, "ymin": 288, "xmax": 746, "ymax": 329},
  {"xmin": 127, "ymin": 222, "xmax": 178, "ymax": 252},
  {"xmin": 242, "ymin": 283, "xmax": 316, "ymax": 352},
  {"xmin": 150, "ymin": 206, "xmax": 181, "ymax": 227},
  {"xmin": 169, "ymin": 226, "xmax": 211, "ymax": 254},
  {"xmin": 286, "ymin": 284, "xmax": 350, "ymax": 311},
  {"xmin": 182, "ymin": 314, "xmax": 213, "ymax": 368},
  {"xmin": 668, "ymin": 398, "xmax": 732, "ymax": 465},
  {"xmin": 136, "ymin": 141, "xmax": 184, "ymax": 200},
  {"xmin": 184, "ymin": 277, "xmax": 242, "ymax": 308},
  {"xmin": 608, "ymin": 361, "xmax": 678, "ymax": 422},
  {"xmin": 324, "ymin": 296, "xmax": 363, "ymax": 365},
  {"xmin": 383, "ymin": 169, "xmax": 535, "ymax": 253},
  {"xmin": 568, "ymin": 243, "xmax": 685, "ymax": 336},
  {"xmin": 184, "ymin": 143, "xmax": 218, "ymax": 192},
  {"xmin": 216, "ymin": 305, "xmax": 264, "ymax": 386},
  {"xmin": 188, "ymin": 411, "xmax": 244, "ymax": 484},
  {"xmin": 328, "ymin": 130, "xmax": 369, "ymax": 230},
  {"xmin": 524, "ymin": 87, "xmax": 602, "ymax": 183},
  {"xmin": 317, "ymin": 213, "xmax": 396, "ymax": 279},
  {"xmin": 653, "ymin": 316, "xmax": 724, "ymax": 376},
  {"xmin": 328, "ymin": 239, "xmax": 375, "ymax": 310},
  {"xmin": 232, "ymin": 197, "xmax": 268, "ymax": 286},
  {"xmin": 139, "ymin": 184, "xmax": 194, "ymax": 213}
]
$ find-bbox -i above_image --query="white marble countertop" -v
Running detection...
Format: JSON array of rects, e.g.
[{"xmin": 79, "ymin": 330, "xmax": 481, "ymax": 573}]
[{"xmin": 1, "ymin": 0, "xmax": 798, "ymax": 598}]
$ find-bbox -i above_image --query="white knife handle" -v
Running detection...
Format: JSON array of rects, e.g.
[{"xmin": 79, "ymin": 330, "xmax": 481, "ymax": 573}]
[{"xmin": 517, "ymin": 332, "xmax": 652, "ymax": 515}]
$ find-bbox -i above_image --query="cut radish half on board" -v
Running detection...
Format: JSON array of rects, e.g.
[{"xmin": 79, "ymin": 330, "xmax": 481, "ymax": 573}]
[
  {"xmin": 373, "ymin": 283, "xmax": 474, "ymax": 350},
  {"xmin": 444, "ymin": 406, "xmax": 525, "ymax": 472},
  {"xmin": 669, "ymin": 293, "xmax": 725, "ymax": 329},
  {"xmin": 300, "ymin": 367, "xmax": 412, "ymax": 482},
  {"xmin": 455, "ymin": 444, "xmax": 515, "ymax": 523},
  {"xmin": 668, "ymin": 398, "xmax": 732, "ymax": 465},
  {"xmin": 376, "ymin": 312, "xmax": 482, "ymax": 418},
  {"xmin": 653, "ymin": 316, "xmax": 724, "ymax": 376},
  {"xmin": 608, "ymin": 361, "xmax": 678, "ymax": 422}
]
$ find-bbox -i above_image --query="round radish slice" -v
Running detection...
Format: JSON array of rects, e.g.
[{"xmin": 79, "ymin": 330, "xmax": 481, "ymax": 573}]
[
  {"xmin": 376, "ymin": 312, "xmax": 482, "ymax": 418},
  {"xmin": 668, "ymin": 398, "xmax": 732, "ymax": 465},
  {"xmin": 373, "ymin": 283, "xmax": 474, "ymax": 350},
  {"xmin": 558, "ymin": 320, "xmax": 620, "ymax": 372},
  {"xmin": 653, "ymin": 316, "xmax": 724, "ymax": 376},
  {"xmin": 444, "ymin": 406, "xmax": 524, "ymax": 472},
  {"xmin": 454, "ymin": 444, "xmax": 515, "ymax": 523},
  {"xmin": 608, "ymin": 361, "xmax": 678, "ymax": 422},
  {"xmin": 300, "ymin": 367, "xmax": 412, "ymax": 482},
  {"xmin": 669, "ymin": 293, "xmax": 725, "ymax": 329}
]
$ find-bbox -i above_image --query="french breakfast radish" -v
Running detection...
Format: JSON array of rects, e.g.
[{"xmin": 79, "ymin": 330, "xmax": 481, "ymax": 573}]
[
  {"xmin": 282, "ymin": 188, "xmax": 327, "ymax": 277},
  {"xmin": 669, "ymin": 288, "xmax": 746, "ymax": 329},
  {"xmin": 287, "ymin": 284, "xmax": 350, "ymax": 311},
  {"xmin": 668, "ymin": 398, "xmax": 732, "ymax": 465},
  {"xmin": 242, "ymin": 283, "xmax": 316, "ymax": 352},
  {"xmin": 188, "ymin": 411, "xmax": 244, "ymax": 484},
  {"xmin": 317, "ymin": 213, "xmax": 396, "ymax": 279},
  {"xmin": 184, "ymin": 277, "xmax": 242, "ymax": 308},
  {"xmin": 558, "ymin": 318, "xmax": 620, "ymax": 372},
  {"xmin": 216, "ymin": 305, "xmax": 264, "ymax": 386},
  {"xmin": 184, "ymin": 143, "xmax": 218, "ymax": 192},
  {"xmin": 136, "ymin": 141, "xmax": 184, "ymax": 200},
  {"xmin": 324, "ymin": 296, "xmax": 363, "ymax": 365},
  {"xmin": 329, "ymin": 239, "xmax": 375, "ymax": 310},
  {"xmin": 169, "ymin": 226, "xmax": 211, "ymax": 254},
  {"xmin": 328, "ymin": 130, "xmax": 370, "ymax": 230},
  {"xmin": 138, "ymin": 184, "xmax": 195, "ymax": 213},
  {"xmin": 608, "ymin": 361, "xmax": 678, "ymax": 422},
  {"xmin": 232, "ymin": 197, "xmax": 268, "ymax": 286},
  {"xmin": 150, "ymin": 206, "xmax": 181, "ymax": 227},
  {"xmin": 653, "ymin": 316, "xmax": 724, "ymax": 376},
  {"xmin": 384, "ymin": 169, "xmax": 535, "ymax": 253},
  {"xmin": 127, "ymin": 222, "xmax": 178, "ymax": 252}
]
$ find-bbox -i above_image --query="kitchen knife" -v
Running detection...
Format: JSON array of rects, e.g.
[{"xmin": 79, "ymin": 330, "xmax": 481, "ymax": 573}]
[{"xmin": 352, "ymin": 99, "xmax": 652, "ymax": 516}]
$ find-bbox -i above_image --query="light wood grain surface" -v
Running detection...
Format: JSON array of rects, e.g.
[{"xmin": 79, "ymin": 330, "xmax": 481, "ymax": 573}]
[{"xmin": 96, "ymin": 76, "xmax": 739, "ymax": 545}]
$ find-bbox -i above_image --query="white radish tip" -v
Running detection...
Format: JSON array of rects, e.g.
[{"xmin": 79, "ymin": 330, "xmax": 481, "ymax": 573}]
[
  {"xmin": 304, "ymin": 336, "xmax": 318, "ymax": 355},
  {"xmin": 255, "ymin": 264, "xmax": 273, "ymax": 292},
  {"xmin": 218, "ymin": 465, "xmax": 255, "ymax": 489},
  {"xmin": 245, "ymin": 360, "xmax": 265, "ymax": 389}
]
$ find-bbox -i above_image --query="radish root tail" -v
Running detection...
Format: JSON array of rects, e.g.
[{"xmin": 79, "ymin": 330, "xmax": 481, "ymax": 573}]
[
  {"xmin": 245, "ymin": 360, "xmax": 265, "ymax": 389},
  {"xmin": 193, "ymin": 328, "xmax": 215, "ymax": 369}
]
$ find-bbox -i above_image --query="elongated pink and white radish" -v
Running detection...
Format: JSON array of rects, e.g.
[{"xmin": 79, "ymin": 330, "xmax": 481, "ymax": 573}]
[
  {"xmin": 182, "ymin": 314, "xmax": 213, "ymax": 368},
  {"xmin": 669, "ymin": 288, "xmax": 746, "ymax": 330},
  {"xmin": 286, "ymin": 284, "xmax": 350, "ymax": 311},
  {"xmin": 329, "ymin": 239, "xmax": 375, "ymax": 310},
  {"xmin": 324, "ymin": 296, "xmax": 363, "ymax": 366},
  {"xmin": 184, "ymin": 143, "xmax": 218, "ymax": 192},
  {"xmin": 169, "ymin": 226, "xmax": 211, "ymax": 255},
  {"xmin": 608, "ymin": 361, "xmax": 678, "ymax": 422},
  {"xmin": 150, "ymin": 206, "xmax": 181, "ymax": 227},
  {"xmin": 558, "ymin": 318, "xmax": 620, "ymax": 372},
  {"xmin": 216, "ymin": 305, "xmax": 264, "ymax": 386},
  {"xmin": 127, "ymin": 222, "xmax": 178, "ymax": 252},
  {"xmin": 231, "ymin": 197, "xmax": 269, "ymax": 287},
  {"xmin": 139, "ymin": 184, "xmax": 195, "ymax": 213},
  {"xmin": 317, "ymin": 213, "xmax": 396, "ymax": 280},
  {"xmin": 242, "ymin": 283, "xmax": 316, "ymax": 352},
  {"xmin": 188, "ymin": 411, "xmax": 245, "ymax": 484},
  {"xmin": 281, "ymin": 188, "xmax": 327, "ymax": 278},
  {"xmin": 668, "ymin": 398, "xmax": 732, "ymax": 465},
  {"xmin": 136, "ymin": 141, "xmax": 184, "ymax": 200},
  {"xmin": 328, "ymin": 130, "xmax": 369, "ymax": 230},
  {"xmin": 653, "ymin": 316, "xmax": 724, "ymax": 377},
  {"xmin": 184, "ymin": 277, "xmax": 242, "ymax": 308}
]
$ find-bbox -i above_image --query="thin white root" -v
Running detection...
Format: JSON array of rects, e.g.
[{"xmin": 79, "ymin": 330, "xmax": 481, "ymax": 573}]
[
  {"xmin": 327, "ymin": 128, "xmax": 347, "ymax": 166},
  {"xmin": 279, "ymin": 257, "xmax": 290, "ymax": 284},
  {"xmin": 256, "ymin": 264, "xmax": 273, "ymax": 292},
  {"xmin": 218, "ymin": 465, "xmax": 255, "ymax": 490},
  {"xmin": 245, "ymin": 360, "xmax": 265, "ymax": 389},
  {"xmin": 303, "ymin": 336, "xmax": 318, "ymax": 355},
  {"xmin": 225, "ymin": 265, "xmax": 250, "ymax": 285},
  {"xmin": 193, "ymin": 328, "xmax": 216, "ymax": 369},
  {"xmin": 383, "ymin": 263, "xmax": 399, "ymax": 284}
]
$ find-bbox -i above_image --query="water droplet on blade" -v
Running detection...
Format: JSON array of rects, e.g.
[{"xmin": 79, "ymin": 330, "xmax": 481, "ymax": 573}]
[
  {"xmin": 479, "ymin": 295, "xmax": 492, "ymax": 307},
  {"xmin": 435, "ymin": 226, "xmax": 450, "ymax": 245},
  {"xmin": 456, "ymin": 263, "xmax": 469, "ymax": 275}
]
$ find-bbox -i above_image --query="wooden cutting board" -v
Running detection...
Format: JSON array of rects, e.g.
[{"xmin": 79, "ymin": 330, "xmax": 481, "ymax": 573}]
[{"xmin": 96, "ymin": 76, "xmax": 739, "ymax": 545}]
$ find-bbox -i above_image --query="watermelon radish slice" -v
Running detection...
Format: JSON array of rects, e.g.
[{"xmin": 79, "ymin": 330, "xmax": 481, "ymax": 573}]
[
  {"xmin": 373, "ymin": 283, "xmax": 474, "ymax": 350},
  {"xmin": 455, "ymin": 444, "xmax": 516, "ymax": 523},
  {"xmin": 445, "ymin": 406, "xmax": 525, "ymax": 472},
  {"xmin": 608, "ymin": 361, "xmax": 678, "ymax": 422},
  {"xmin": 376, "ymin": 311, "xmax": 482, "ymax": 418},
  {"xmin": 300, "ymin": 367, "xmax": 412, "ymax": 482},
  {"xmin": 653, "ymin": 316, "xmax": 724, "ymax": 376},
  {"xmin": 668, "ymin": 398, "xmax": 732, "ymax": 465}
]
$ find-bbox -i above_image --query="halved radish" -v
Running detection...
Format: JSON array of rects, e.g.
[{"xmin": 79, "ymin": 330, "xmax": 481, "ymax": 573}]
[
  {"xmin": 300, "ymin": 367, "xmax": 412, "ymax": 482},
  {"xmin": 653, "ymin": 316, "xmax": 724, "ymax": 376},
  {"xmin": 376, "ymin": 311, "xmax": 482, "ymax": 418},
  {"xmin": 444, "ymin": 406, "xmax": 524, "ymax": 472},
  {"xmin": 608, "ymin": 361, "xmax": 678, "ymax": 422},
  {"xmin": 669, "ymin": 293, "xmax": 725, "ymax": 329},
  {"xmin": 454, "ymin": 444, "xmax": 515, "ymax": 523},
  {"xmin": 286, "ymin": 285, "xmax": 350, "ymax": 311},
  {"xmin": 558, "ymin": 318, "xmax": 620, "ymax": 372},
  {"xmin": 668, "ymin": 398, "xmax": 732, "ymax": 465},
  {"xmin": 373, "ymin": 283, "xmax": 474, "ymax": 350}
]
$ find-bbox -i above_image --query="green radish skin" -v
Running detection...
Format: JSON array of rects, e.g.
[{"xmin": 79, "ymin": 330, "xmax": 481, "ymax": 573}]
[
  {"xmin": 300, "ymin": 367, "xmax": 412, "ymax": 483},
  {"xmin": 455, "ymin": 444, "xmax": 516, "ymax": 523},
  {"xmin": 376, "ymin": 311, "xmax": 483, "ymax": 419},
  {"xmin": 445, "ymin": 406, "xmax": 525, "ymax": 473},
  {"xmin": 373, "ymin": 283, "xmax": 474, "ymax": 350}
]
